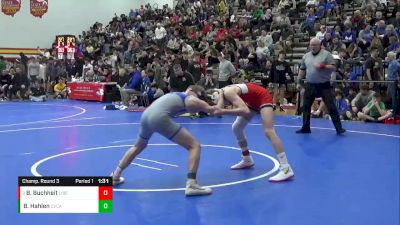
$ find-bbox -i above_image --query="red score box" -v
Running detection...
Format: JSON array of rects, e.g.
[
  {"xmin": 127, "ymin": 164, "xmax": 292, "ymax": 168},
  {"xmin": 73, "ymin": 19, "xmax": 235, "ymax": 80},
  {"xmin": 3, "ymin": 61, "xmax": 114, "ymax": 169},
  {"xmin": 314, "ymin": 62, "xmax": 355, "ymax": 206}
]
[{"xmin": 98, "ymin": 186, "xmax": 113, "ymax": 200}]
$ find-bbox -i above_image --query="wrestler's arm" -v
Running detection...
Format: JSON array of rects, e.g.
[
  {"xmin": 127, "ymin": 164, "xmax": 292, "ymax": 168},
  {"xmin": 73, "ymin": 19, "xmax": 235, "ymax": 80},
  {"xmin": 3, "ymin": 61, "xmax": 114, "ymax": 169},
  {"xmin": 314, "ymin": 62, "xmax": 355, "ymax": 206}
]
[
  {"xmin": 218, "ymin": 88, "xmax": 250, "ymax": 117},
  {"xmin": 186, "ymin": 96, "xmax": 219, "ymax": 114},
  {"xmin": 216, "ymin": 88, "xmax": 225, "ymax": 109}
]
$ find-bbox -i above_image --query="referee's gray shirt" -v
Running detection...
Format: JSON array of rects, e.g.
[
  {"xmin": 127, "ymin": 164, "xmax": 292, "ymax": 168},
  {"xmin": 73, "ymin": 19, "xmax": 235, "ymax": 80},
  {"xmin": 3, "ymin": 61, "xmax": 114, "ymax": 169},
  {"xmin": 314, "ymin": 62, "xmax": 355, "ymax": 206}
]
[{"xmin": 299, "ymin": 49, "xmax": 335, "ymax": 83}]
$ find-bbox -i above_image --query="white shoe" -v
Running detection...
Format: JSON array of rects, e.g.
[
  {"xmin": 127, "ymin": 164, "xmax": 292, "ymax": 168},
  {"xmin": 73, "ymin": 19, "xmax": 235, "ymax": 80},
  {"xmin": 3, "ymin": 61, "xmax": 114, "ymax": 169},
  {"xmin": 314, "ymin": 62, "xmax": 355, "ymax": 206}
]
[
  {"xmin": 118, "ymin": 105, "xmax": 128, "ymax": 110},
  {"xmin": 111, "ymin": 172, "xmax": 125, "ymax": 186},
  {"xmin": 185, "ymin": 181, "xmax": 212, "ymax": 196},
  {"xmin": 269, "ymin": 164, "xmax": 294, "ymax": 182},
  {"xmin": 230, "ymin": 157, "xmax": 255, "ymax": 170}
]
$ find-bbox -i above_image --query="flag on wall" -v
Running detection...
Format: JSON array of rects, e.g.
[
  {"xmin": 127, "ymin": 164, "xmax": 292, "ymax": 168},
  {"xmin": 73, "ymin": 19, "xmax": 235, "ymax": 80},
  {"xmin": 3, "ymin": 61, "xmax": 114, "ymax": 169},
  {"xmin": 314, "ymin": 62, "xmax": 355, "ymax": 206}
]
[
  {"xmin": 1, "ymin": 0, "xmax": 21, "ymax": 17},
  {"xmin": 30, "ymin": 0, "xmax": 48, "ymax": 18}
]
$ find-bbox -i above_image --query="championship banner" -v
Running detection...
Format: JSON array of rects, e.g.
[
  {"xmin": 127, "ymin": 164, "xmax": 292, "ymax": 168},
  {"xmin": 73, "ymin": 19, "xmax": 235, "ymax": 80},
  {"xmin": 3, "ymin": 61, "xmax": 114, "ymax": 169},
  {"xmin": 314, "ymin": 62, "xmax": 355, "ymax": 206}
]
[
  {"xmin": 30, "ymin": 0, "xmax": 48, "ymax": 18},
  {"xmin": 1, "ymin": 0, "xmax": 21, "ymax": 17},
  {"xmin": 217, "ymin": 0, "xmax": 228, "ymax": 15},
  {"xmin": 68, "ymin": 82, "xmax": 105, "ymax": 102}
]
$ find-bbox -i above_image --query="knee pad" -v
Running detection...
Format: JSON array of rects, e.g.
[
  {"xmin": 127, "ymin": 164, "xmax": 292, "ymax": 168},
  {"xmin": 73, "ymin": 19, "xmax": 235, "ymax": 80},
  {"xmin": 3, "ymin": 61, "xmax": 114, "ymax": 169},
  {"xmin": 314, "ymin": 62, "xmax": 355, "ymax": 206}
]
[{"xmin": 232, "ymin": 117, "xmax": 249, "ymax": 141}]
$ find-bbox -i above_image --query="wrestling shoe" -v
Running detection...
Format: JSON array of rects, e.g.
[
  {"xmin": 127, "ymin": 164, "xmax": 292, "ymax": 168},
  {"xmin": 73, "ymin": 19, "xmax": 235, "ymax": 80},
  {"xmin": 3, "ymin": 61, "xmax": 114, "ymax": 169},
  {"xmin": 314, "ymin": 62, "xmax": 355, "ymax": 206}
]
[
  {"xmin": 185, "ymin": 180, "xmax": 212, "ymax": 196},
  {"xmin": 230, "ymin": 156, "xmax": 255, "ymax": 170},
  {"xmin": 269, "ymin": 164, "xmax": 294, "ymax": 182},
  {"xmin": 111, "ymin": 172, "xmax": 125, "ymax": 186}
]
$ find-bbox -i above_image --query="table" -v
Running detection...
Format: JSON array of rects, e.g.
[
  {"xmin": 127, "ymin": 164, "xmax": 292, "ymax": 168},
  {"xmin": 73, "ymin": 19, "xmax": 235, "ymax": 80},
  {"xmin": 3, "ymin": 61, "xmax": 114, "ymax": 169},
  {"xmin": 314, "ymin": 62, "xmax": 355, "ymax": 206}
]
[{"xmin": 68, "ymin": 82, "xmax": 117, "ymax": 102}]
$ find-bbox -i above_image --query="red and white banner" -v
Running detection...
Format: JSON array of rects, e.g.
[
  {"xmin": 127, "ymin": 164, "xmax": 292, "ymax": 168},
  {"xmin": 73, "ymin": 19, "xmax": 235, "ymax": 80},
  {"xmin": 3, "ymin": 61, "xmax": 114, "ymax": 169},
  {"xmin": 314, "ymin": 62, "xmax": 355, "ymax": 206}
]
[
  {"xmin": 68, "ymin": 82, "xmax": 105, "ymax": 102},
  {"xmin": 30, "ymin": 0, "xmax": 48, "ymax": 18},
  {"xmin": 1, "ymin": 0, "xmax": 21, "ymax": 17}
]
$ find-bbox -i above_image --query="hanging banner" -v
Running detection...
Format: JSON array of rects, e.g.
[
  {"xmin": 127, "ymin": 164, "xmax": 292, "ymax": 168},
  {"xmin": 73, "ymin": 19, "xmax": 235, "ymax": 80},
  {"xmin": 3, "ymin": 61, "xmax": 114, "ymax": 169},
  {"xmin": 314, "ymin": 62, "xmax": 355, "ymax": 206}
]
[
  {"xmin": 217, "ymin": 0, "xmax": 228, "ymax": 15},
  {"xmin": 30, "ymin": 0, "xmax": 48, "ymax": 18},
  {"xmin": 1, "ymin": 0, "xmax": 21, "ymax": 17}
]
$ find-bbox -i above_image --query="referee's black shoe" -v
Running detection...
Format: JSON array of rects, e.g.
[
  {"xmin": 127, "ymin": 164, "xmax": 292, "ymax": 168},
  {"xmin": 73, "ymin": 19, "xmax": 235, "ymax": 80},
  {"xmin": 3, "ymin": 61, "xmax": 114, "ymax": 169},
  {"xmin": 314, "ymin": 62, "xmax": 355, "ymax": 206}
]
[
  {"xmin": 336, "ymin": 128, "xmax": 346, "ymax": 135},
  {"xmin": 295, "ymin": 128, "xmax": 311, "ymax": 134}
]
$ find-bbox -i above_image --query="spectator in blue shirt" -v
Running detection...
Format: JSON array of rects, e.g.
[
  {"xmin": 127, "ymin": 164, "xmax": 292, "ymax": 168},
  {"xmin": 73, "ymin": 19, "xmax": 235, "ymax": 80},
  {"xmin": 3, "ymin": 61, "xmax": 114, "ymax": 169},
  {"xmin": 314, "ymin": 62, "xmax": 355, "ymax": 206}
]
[
  {"xmin": 343, "ymin": 27, "xmax": 357, "ymax": 47},
  {"xmin": 126, "ymin": 66, "xmax": 142, "ymax": 90},
  {"xmin": 315, "ymin": 0, "xmax": 326, "ymax": 18},
  {"xmin": 326, "ymin": 0, "xmax": 338, "ymax": 17},
  {"xmin": 383, "ymin": 24, "xmax": 399, "ymax": 49},
  {"xmin": 133, "ymin": 69, "xmax": 152, "ymax": 107},
  {"xmin": 140, "ymin": 69, "xmax": 152, "ymax": 93},
  {"xmin": 334, "ymin": 90, "xmax": 352, "ymax": 120},
  {"xmin": 119, "ymin": 65, "xmax": 143, "ymax": 108},
  {"xmin": 358, "ymin": 25, "xmax": 374, "ymax": 52},
  {"xmin": 375, "ymin": 20, "xmax": 387, "ymax": 36},
  {"xmin": 387, "ymin": 36, "xmax": 400, "ymax": 52},
  {"xmin": 387, "ymin": 51, "xmax": 400, "ymax": 115},
  {"xmin": 301, "ymin": 11, "xmax": 317, "ymax": 36}
]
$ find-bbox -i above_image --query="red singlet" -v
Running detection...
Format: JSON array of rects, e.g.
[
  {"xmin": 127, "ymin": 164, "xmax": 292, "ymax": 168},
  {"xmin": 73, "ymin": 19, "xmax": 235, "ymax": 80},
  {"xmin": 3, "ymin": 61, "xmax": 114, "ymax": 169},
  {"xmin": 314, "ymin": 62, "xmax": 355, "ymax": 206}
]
[{"xmin": 235, "ymin": 83, "xmax": 273, "ymax": 111}]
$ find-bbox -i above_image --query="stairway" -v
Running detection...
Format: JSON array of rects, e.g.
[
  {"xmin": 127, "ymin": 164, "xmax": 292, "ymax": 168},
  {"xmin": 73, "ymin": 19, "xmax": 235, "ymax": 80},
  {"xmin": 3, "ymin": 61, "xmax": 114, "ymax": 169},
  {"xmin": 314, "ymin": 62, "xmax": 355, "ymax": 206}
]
[
  {"xmin": 287, "ymin": 2, "xmax": 395, "ymax": 67},
  {"xmin": 287, "ymin": 3, "xmax": 362, "ymax": 68}
]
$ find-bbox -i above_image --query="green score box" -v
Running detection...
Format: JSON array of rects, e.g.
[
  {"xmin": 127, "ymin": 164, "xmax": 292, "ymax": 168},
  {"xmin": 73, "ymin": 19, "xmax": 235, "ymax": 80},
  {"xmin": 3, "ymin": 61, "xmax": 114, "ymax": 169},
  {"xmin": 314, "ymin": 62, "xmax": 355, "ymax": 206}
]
[{"xmin": 99, "ymin": 200, "xmax": 113, "ymax": 213}]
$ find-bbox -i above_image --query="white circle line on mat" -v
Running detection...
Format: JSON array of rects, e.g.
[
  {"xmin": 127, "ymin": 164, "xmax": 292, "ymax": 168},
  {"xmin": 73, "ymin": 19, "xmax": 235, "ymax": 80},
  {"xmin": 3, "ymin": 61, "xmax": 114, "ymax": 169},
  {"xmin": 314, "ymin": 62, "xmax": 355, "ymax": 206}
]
[
  {"xmin": 1, "ymin": 122, "xmax": 398, "ymax": 138},
  {"xmin": 30, "ymin": 144, "xmax": 280, "ymax": 192},
  {"xmin": 0, "ymin": 104, "xmax": 86, "ymax": 127}
]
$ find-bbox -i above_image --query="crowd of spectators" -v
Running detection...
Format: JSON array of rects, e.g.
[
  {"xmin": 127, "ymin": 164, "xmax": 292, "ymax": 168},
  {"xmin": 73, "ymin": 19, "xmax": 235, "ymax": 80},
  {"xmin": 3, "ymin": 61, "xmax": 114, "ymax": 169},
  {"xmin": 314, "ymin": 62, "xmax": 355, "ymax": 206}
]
[
  {"xmin": 304, "ymin": 0, "xmax": 400, "ymax": 122},
  {"xmin": 0, "ymin": 0, "xmax": 399, "ymax": 122}
]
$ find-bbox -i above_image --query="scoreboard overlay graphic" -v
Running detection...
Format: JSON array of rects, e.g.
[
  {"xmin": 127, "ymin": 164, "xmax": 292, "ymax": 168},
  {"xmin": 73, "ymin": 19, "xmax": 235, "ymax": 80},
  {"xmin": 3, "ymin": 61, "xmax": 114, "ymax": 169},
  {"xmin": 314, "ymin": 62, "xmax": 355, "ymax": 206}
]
[{"xmin": 18, "ymin": 176, "xmax": 113, "ymax": 213}]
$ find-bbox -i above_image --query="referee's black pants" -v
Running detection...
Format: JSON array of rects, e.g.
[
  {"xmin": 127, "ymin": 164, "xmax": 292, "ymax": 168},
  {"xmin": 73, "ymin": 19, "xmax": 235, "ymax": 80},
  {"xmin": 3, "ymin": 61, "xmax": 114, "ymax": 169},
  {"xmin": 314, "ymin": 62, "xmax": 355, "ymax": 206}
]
[
  {"xmin": 388, "ymin": 81, "xmax": 399, "ymax": 116},
  {"xmin": 301, "ymin": 82, "xmax": 343, "ymax": 132}
]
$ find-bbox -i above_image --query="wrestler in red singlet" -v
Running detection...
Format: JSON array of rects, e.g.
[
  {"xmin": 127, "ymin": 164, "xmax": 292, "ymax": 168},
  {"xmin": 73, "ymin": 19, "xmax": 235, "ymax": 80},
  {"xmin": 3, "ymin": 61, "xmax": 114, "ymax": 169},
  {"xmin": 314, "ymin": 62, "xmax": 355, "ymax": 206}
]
[
  {"xmin": 213, "ymin": 82, "xmax": 295, "ymax": 182},
  {"xmin": 235, "ymin": 83, "xmax": 273, "ymax": 111}
]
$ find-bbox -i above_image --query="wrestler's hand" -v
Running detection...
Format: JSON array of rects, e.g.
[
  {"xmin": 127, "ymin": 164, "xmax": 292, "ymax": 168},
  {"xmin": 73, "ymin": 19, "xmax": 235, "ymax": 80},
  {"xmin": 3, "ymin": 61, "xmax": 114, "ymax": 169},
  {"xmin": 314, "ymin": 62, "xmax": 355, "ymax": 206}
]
[{"xmin": 212, "ymin": 106, "xmax": 224, "ymax": 116}]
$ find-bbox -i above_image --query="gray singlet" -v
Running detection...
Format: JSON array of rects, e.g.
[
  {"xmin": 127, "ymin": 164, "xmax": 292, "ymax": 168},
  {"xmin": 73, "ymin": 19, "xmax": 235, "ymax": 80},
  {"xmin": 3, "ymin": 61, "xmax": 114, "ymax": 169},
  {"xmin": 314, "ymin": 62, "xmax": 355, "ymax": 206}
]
[{"xmin": 138, "ymin": 92, "xmax": 190, "ymax": 140}]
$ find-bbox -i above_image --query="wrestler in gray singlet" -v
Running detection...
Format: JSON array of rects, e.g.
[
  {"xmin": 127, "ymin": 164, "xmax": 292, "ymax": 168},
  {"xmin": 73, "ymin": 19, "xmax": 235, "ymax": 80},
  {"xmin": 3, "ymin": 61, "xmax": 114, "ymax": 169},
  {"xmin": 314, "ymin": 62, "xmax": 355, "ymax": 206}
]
[{"xmin": 139, "ymin": 92, "xmax": 190, "ymax": 140}]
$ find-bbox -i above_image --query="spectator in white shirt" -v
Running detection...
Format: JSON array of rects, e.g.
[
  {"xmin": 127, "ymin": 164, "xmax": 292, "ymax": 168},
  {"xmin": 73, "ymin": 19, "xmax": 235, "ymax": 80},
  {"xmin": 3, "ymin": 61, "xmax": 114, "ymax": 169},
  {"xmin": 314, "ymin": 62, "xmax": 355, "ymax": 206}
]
[
  {"xmin": 167, "ymin": 36, "xmax": 181, "ymax": 52},
  {"xmin": 257, "ymin": 30, "xmax": 273, "ymax": 48},
  {"xmin": 28, "ymin": 58, "xmax": 40, "ymax": 81},
  {"xmin": 198, "ymin": 38, "xmax": 210, "ymax": 54},
  {"xmin": 182, "ymin": 42, "xmax": 194, "ymax": 57},
  {"xmin": 316, "ymin": 25, "xmax": 327, "ymax": 40},
  {"xmin": 39, "ymin": 61, "xmax": 46, "ymax": 82},
  {"xmin": 154, "ymin": 23, "xmax": 167, "ymax": 49},
  {"xmin": 82, "ymin": 59, "xmax": 93, "ymax": 80},
  {"xmin": 307, "ymin": 0, "xmax": 318, "ymax": 7},
  {"xmin": 38, "ymin": 48, "xmax": 51, "ymax": 58},
  {"xmin": 256, "ymin": 41, "xmax": 270, "ymax": 65},
  {"xmin": 109, "ymin": 51, "xmax": 119, "ymax": 68}
]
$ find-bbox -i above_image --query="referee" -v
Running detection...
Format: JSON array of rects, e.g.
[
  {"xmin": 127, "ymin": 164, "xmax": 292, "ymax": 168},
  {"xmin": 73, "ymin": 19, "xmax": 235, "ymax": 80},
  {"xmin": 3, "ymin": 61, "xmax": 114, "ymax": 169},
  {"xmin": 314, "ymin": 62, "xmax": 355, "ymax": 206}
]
[{"xmin": 296, "ymin": 38, "xmax": 346, "ymax": 135}]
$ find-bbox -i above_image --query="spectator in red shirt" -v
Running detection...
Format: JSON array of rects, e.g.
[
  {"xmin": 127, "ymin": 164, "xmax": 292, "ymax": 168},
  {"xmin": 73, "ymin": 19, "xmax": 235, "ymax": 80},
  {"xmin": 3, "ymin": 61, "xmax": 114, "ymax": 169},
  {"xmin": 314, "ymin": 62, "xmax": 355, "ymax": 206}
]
[
  {"xmin": 231, "ymin": 24, "xmax": 243, "ymax": 40},
  {"xmin": 216, "ymin": 26, "xmax": 229, "ymax": 42},
  {"xmin": 202, "ymin": 21, "xmax": 212, "ymax": 35}
]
